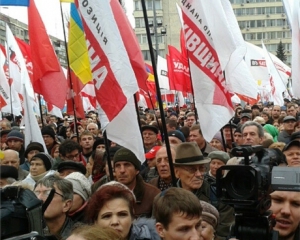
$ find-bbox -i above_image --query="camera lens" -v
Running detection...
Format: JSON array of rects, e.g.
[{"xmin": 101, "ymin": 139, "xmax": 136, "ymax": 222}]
[{"xmin": 226, "ymin": 168, "xmax": 256, "ymax": 200}]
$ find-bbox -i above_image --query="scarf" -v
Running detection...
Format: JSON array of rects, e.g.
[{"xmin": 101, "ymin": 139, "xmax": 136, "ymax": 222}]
[{"xmin": 30, "ymin": 171, "xmax": 48, "ymax": 182}]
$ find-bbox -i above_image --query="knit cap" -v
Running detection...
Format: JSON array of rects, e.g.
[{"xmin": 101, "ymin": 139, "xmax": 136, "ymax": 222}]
[
  {"xmin": 168, "ymin": 130, "xmax": 186, "ymax": 142},
  {"xmin": 113, "ymin": 148, "xmax": 141, "ymax": 170},
  {"xmin": 208, "ymin": 151, "xmax": 230, "ymax": 164},
  {"xmin": 6, "ymin": 130, "xmax": 24, "ymax": 142},
  {"xmin": 65, "ymin": 172, "xmax": 91, "ymax": 201},
  {"xmin": 211, "ymin": 132, "xmax": 222, "ymax": 144},
  {"xmin": 24, "ymin": 142, "xmax": 44, "ymax": 158},
  {"xmin": 41, "ymin": 126, "xmax": 56, "ymax": 140},
  {"xmin": 31, "ymin": 153, "xmax": 54, "ymax": 171},
  {"xmin": 200, "ymin": 201, "xmax": 219, "ymax": 229}
]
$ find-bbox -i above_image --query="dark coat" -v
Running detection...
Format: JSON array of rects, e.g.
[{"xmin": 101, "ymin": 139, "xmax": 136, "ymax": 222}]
[
  {"xmin": 177, "ymin": 180, "xmax": 234, "ymax": 240},
  {"xmin": 278, "ymin": 130, "xmax": 292, "ymax": 144},
  {"xmin": 133, "ymin": 175, "xmax": 161, "ymax": 218}
]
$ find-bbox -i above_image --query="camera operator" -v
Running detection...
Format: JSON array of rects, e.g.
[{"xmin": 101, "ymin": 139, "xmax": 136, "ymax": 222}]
[{"xmin": 269, "ymin": 191, "xmax": 300, "ymax": 240}]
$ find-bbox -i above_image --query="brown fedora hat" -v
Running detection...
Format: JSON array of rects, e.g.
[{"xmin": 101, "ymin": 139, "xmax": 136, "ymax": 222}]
[{"xmin": 174, "ymin": 142, "xmax": 211, "ymax": 166}]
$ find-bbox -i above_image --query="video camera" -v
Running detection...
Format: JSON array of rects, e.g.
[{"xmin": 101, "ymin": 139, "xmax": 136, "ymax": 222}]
[{"xmin": 216, "ymin": 145, "xmax": 299, "ymax": 240}]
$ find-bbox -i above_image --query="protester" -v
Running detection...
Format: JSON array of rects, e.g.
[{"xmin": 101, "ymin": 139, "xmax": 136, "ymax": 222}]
[
  {"xmin": 221, "ymin": 123, "xmax": 237, "ymax": 150},
  {"xmin": 113, "ymin": 147, "xmax": 160, "ymax": 217},
  {"xmin": 200, "ymin": 201, "xmax": 220, "ymax": 240},
  {"xmin": 263, "ymin": 124, "xmax": 279, "ymax": 142},
  {"xmin": 149, "ymin": 146, "xmax": 176, "ymax": 191},
  {"xmin": 34, "ymin": 175, "xmax": 74, "ymax": 239},
  {"xmin": 167, "ymin": 130, "xmax": 185, "ymax": 146},
  {"xmin": 41, "ymin": 126, "xmax": 60, "ymax": 154},
  {"xmin": 141, "ymin": 146, "xmax": 161, "ymax": 182},
  {"xmin": 65, "ymin": 172, "xmax": 91, "ymax": 222},
  {"xmin": 141, "ymin": 125, "xmax": 159, "ymax": 153},
  {"xmin": 80, "ymin": 130, "xmax": 95, "ymax": 163},
  {"xmin": 1, "ymin": 149, "xmax": 28, "ymax": 180},
  {"xmin": 87, "ymin": 122, "xmax": 99, "ymax": 137},
  {"xmin": 21, "ymin": 153, "xmax": 55, "ymax": 189},
  {"xmin": 189, "ymin": 124, "xmax": 218, "ymax": 157},
  {"xmin": 174, "ymin": 142, "xmax": 234, "ymax": 239},
  {"xmin": 210, "ymin": 132, "xmax": 224, "ymax": 151},
  {"xmin": 153, "ymin": 187, "xmax": 202, "ymax": 240},
  {"xmin": 282, "ymin": 140, "xmax": 300, "ymax": 167},
  {"xmin": 278, "ymin": 116, "xmax": 297, "ymax": 144},
  {"xmin": 0, "ymin": 129, "xmax": 11, "ymax": 150},
  {"xmin": 85, "ymin": 181, "xmax": 160, "ymax": 239},
  {"xmin": 57, "ymin": 161, "xmax": 87, "ymax": 178},
  {"xmin": 241, "ymin": 121, "xmax": 264, "ymax": 145},
  {"xmin": 21, "ymin": 142, "xmax": 44, "ymax": 171},
  {"xmin": 6, "ymin": 130, "xmax": 25, "ymax": 164},
  {"xmin": 185, "ymin": 112, "xmax": 196, "ymax": 127},
  {"xmin": 205, "ymin": 151, "xmax": 230, "ymax": 181},
  {"xmin": 86, "ymin": 149, "xmax": 106, "ymax": 183}
]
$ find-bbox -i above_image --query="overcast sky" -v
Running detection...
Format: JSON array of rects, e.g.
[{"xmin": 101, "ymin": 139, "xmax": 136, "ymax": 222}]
[{"xmin": 0, "ymin": 0, "xmax": 134, "ymax": 40}]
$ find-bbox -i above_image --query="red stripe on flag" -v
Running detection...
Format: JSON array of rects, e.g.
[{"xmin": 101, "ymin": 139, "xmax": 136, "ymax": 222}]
[
  {"xmin": 182, "ymin": 13, "xmax": 232, "ymax": 107},
  {"xmin": 82, "ymin": 19, "xmax": 127, "ymax": 121}
]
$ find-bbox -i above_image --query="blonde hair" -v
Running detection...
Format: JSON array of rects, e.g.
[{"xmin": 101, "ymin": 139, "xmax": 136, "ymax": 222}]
[{"xmin": 69, "ymin": 225, "xmax": 122, "ymax": 240}]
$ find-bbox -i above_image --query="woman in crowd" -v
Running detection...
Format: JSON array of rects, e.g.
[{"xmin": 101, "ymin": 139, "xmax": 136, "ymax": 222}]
[
  {"xmin": 86, "ymin": 149, "xmax": 106, "ymax": 183},
  {"xmin": 21, "ymin": 142, "xmax": 44, "ymax": 171},
  {"xmin": 263, "ymin": 124, "xmax": 279, "ymax": 142},
  {"xmin": 85, "ymin": 181, "xmax": 160, "ymax": 240},
  {"xmin": 21, "ymin": 153, "xmax": 55, "ymax": 190},
  {"xmin": 209, "ymin": 132, "xmax": 224, "ymax": 151},
  {"xmin": 200, "ymin": 201, "xmax": 220, "ymax": 240}
]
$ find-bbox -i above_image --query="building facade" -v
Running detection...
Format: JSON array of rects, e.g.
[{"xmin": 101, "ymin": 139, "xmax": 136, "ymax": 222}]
[
  {"xmin": 0, "ymin": 13, "xmax": 67, "ymax": 68},
  {"xmin": 134, "ymin": 0, "xmax": 291, "ymax": 65}
]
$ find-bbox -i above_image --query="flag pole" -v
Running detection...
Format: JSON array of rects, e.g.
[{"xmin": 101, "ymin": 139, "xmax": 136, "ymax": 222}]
[
  {"xmin": 59, "ymin": 2, "xmax": 80, "ymax": 140},
  {"xmin": 133, "ymin": 93, "xmax": 143, "ymax": 134},
  {"xmin": 38, "ymin": 94, "xmax": 44, "ymax": 128},
  {"xmin": 5, "ymin": 42, "xmax": 14, "ymax": 122},
  {"xmin": 103, "ymin": 131, "xmax": 114, "ymax": 181},
  {"xmin": 141, "ymin": 0, "xmax": 177, "ymax": 187}
]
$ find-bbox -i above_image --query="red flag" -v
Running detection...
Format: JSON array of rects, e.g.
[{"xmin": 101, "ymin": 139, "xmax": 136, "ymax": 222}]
[
  {"xmin": 16, "ymin": 38, "xmax": 33, "ymax": 84},
  {"xmin": 168, "ymin": 45, "xmax": 192, "ymax": 93},
  {"xmin": 28, "ymin": 0, "xmax": 67, "ymax": 108},
  {"xmin": 180, "ymin": 29, "xmax": 188, "ymax": 59},
  {"xmin": 166, "ymin": 54, "xmax": 175, "ymax": 90},
  {"xmin": 110, "ymin": 0, "xmax": 148, "ymax": 92}
]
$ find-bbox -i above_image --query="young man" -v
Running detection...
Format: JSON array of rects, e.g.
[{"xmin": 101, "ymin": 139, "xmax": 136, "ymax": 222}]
[
  {"xmin": 153, "ymin": 187, "xmax": 203, "ymax": 240},
  {"xmin": 79, "ymin": 130, "xmax": 95, "ymax": 163},
  {"xmin": 270, "ymin": 191, "xmax": 300, "ymax": 240}
]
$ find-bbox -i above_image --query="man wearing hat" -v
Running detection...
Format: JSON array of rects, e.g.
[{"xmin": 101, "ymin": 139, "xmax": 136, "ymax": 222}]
[
  {"xmin": 278, "ymin": 116, "xmax": 297, "ymax": 144},
  {"xmin": 174, "ymin": 142, "xmax": 234, "ymax": 239},
  {"xmin": 113, "ymin": 147, "xmax": 160, "ymax": 218},
  {"xmin": 6, "ymin": 130, "xmax": 25, "ymax": 164},
  {"xmin": 168, "ymin": 130, "xmax": 185, "ymax": 146},
  {"xmin": 239, "ymin": 113, "xmax": 251, "ymax": 125},
  {"xmin": 0, "ymin": 129, "xmax": 11, "ymax": 150},
  {"xmin": 282, "ymin": 140, "xmax": 300, "ymax": 167},
  {"xmin": 65, "ymin": 172, "xmax": 91, "ymax": 222},
  {"xmin": 0, "ymin": 165, "xmax": 18, "ymax": 188},
  {"xmin": 141, "ymin": 146, "xmax": 161, "ymax": 182},
  {"xmin": 1, "ymin": 149, "xmax": 28, "ymax": 180},
  {"xmin": 141, "ymin": 125, "xmax": 159, "ymax": 153},
  {"xmin": 57, "ymin": 161, "xmax": 87, "ymax": 178},
  {"xmin": 221, "ymin": 122, "xmax": 237, "ymax": 151},
  {"xmin": 41, "ymin": 126, "xmax": 59, "ymax": 154}
]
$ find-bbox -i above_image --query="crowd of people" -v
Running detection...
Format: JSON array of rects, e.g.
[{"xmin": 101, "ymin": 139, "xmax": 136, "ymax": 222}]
[{"xmin": 0, "ymin": 98, "xmax": 300, "ymax": 240}]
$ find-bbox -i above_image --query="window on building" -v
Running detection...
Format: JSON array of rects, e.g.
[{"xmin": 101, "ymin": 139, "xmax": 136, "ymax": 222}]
[
  {"xmin": 134, "ymin": 0, "xmax": 140, "ymax": 11},
  {"xmin": 146, "ymin": 0, "xmax": 153, "ymax": 10},
  {"xmin": 142, "ymin": 50, "xmax": 151, "ymax": 61},
  {"xmin": 155, "ymin": 0, "xmax": 162, "ymax": 10}
]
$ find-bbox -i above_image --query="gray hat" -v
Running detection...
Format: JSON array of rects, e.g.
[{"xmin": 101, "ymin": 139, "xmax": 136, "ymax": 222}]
[
  {"xmin": 240, "ymin": 113, "xmax": 251, "ymax": 119},
  {"xmin": 200, "ymin": 201, "xmax": 219, "ymax": 229},
  {"xmin": 283, "ymin": 116, "xmax": 296, "ymax": 122},
  {"xmin": 174, "ymin": 142, "xmax": 210, "ymax": 165},
  {"xmin": 208, "ymin": 151, "xmax": 230, "ymax": 164},
  {"xmin": 282, "ymin": 140, "xmax": 300, "ymax": 152},
  {"xmin": 65, "ymin": 172, "xmax": 91, "ymax": 201}
]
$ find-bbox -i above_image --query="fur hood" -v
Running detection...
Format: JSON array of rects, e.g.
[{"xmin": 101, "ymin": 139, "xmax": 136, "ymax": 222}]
[{"xmin": 129, "ymin": 218, "xmax": 161, "ymax": 240}]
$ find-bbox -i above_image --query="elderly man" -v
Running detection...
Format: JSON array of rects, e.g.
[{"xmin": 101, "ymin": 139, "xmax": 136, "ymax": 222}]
[
  {"xmin": 141, "ymin": 125, "xmax": 159, "ymax": 153},
  {"xmin": 270, "ymin": 190, "xmax": 300, "ymax": 240},
  {"xmin": 113, "ymin": 147, "xmax": 160, "ymax": 218},
  {"xmin": 86, "ymin": 122, "xmax": 99, "ymax": 137},
  {"xmin": 149, "ymin": 146, "xmax": 176, "ymax": 191},
  {"xmin": 1, "ymin": 149, "xmax": 28, "ymax": 180},
  {"xmin": 278, "ymin": 116, "xmax": 297, "ymax": 144},
  {"xmin": 282, "ymin": 140, "xmax": 300, "ymax": 167},
  {"xmin": 34, "ymin": 175, "xmax": 74, "ymax": 239},
  {"xmin": 174, "ymin": 142, "xmax": 234, "ymax": 239}
]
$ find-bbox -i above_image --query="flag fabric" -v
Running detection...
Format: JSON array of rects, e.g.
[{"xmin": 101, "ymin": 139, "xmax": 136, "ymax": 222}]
[
  {"xmin": 110, "ymin": 0, "xmax": 149, "ymax": 92},
  {"xmin": 262, "ymin": 41, "xmax": 286, "ymax": 106},
  {"xmin": 168, "ymin": 45, "xmax": 191, "ymax": 93},
  {"xmin": 28, "ymin": 0, "xmax": 67, "ymax": 108},
  {"xmin": 0, "ymin": 0, "xmax": 29, "ymax": 6},
  {"xmin": 244, "ymin": 42, "xmax": 291, "ymax": 101},
  {"xmin": 47, "ymin": 104, "xmax": 63, "ymax": 119},
  {"xmin": 68, "ymin": 3, "xmax": 92, "ymax": 85},
  {"xmin": 291, "ymin": 0, "xmax": 300, "ymax": 98},
  {"xmin": 75, "ymin": 0, "xmax": 144, "ymax": 162},
  {"xmin": 145, "ymin": 63, "xmax": 155, "ymax": 81},
  {"xmin": 157, "ymin": 55, "xmax": 170, "ymax": 90},
  {"xmin": 180, "ymin": 1, "xmax": 234, "ymax": 141},
  {"xmin": 0, "ymin": 45, "xmax": 22, "ymax": 115},
  {"xmin": 282, "ymin": 0, "xmax": 293, "ymax": 27},
  {"xmin": 22, "ymin": 84, "xmax": 47, "ymax": 152},
  {"xmin": 199, "ymin": 0, "xmax": 257, "ymax": 101}
]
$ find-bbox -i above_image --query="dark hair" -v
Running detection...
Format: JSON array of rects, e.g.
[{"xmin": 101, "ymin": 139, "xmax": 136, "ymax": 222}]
[
  {"xmin": 59, "ymin": 139, "xmax": 81, "ymax": 157},
  {"xmin": 85, "ymin": 183, "xmax": 135, "ymax": 223},
  {"xmin": 90, "ymin": 150, "xmax": 106, "ymax": 182},
  {"xmin": 180, "ymin": 126, "xmax": 190, "ymax": 139},
  {"xmin": 166, "ymin": 119, "xmax": 177, "ymax": 129},
  {"xmin": 153, "ymin": 187, "xmax": 202, "ymax": 229}
]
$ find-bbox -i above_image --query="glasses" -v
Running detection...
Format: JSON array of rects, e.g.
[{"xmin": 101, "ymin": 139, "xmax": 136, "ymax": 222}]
[
  {"xmin": 65, "ymin": 152, "xmax": 80, "ymax": 159},
  {"xmin": 180, "ymin": 165, "xmax": 207, "ymax": 174},
  {"xmin": 34, "ymin": 189, "xmax": 64, "ymax": 198}
]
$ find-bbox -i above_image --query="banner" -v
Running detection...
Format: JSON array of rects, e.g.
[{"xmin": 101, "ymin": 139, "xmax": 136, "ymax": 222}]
[{"xmin": 75, "ymin": 0, "xmax": 144, "ymax": 161}]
